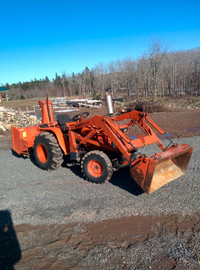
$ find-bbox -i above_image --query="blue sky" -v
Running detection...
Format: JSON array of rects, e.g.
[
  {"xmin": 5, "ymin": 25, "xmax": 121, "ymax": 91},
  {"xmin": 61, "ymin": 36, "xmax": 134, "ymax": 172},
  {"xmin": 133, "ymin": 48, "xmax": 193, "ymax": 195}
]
[{"xmin": 0, "ymin": 0, "xmax": 200, "ymax": 84}]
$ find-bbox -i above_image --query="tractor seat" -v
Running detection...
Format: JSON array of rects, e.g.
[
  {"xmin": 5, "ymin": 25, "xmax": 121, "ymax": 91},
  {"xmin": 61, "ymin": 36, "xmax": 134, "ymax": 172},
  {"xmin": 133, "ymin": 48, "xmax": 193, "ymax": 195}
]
[{"xmin": 57, "ymin": 114, "xmax": 72, "ymax": 132}]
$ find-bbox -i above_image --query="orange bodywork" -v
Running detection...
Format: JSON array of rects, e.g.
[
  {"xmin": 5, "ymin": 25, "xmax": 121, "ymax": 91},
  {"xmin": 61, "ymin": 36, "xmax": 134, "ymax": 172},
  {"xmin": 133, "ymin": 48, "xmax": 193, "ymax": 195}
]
[
  {"xmin": 11, "ymin": 97, "xmax": 193, "ymax": 194},
  {"xmin": 12, "ymin": 125, "xmax": 40, "ymax": 155},
  {"xmin": 12, "ymin": 98, "xmax": 69, "ymax": 156}
]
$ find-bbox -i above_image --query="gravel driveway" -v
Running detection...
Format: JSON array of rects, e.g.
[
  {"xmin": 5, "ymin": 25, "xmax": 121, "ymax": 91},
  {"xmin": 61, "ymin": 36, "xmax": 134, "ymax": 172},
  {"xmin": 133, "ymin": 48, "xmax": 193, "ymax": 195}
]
[{"xmin": 0, "ymin": 136, "xmax": 199, "ymax": 226}]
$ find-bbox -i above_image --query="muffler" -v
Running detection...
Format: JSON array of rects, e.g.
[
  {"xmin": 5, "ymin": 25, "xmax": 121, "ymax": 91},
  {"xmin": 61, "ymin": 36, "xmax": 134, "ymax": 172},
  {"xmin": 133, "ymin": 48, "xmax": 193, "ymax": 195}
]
[
  {"xmin": 130, "ymin": 144, "xmax": 193, "ymax": 194},
  {"xmin": 106, "ymin": 91, "xmax": 114, "ymax": 115}
]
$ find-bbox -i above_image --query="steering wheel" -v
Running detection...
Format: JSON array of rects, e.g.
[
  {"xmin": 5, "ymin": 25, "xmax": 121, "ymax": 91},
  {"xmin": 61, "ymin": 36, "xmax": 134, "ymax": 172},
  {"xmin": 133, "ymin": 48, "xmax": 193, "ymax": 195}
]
[{"xmin": 72, "ymin": 112, "xmax": 89, "ymax": 121}]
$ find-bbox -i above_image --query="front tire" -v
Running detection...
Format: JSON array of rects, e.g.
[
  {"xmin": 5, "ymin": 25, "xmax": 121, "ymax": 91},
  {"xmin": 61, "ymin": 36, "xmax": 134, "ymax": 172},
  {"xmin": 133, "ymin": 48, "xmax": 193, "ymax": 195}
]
[
  {"xmin": 34, "ymin": 132, "xmax": 63, "ymax": 170},
  {"xmin": 81, "ymin": 150, "xmax": 113, "ymax": 183}
]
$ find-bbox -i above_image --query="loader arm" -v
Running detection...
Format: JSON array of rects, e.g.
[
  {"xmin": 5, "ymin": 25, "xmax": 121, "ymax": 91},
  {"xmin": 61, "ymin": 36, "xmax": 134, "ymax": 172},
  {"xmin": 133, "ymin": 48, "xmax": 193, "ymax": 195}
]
[
  {"xmin": 66, "ymin": 111, "xmax": 193, "ymax": 194},
  {"xmin": 114, "ymin": 111, "xmax": 165, "ymax": 149},
  {"xmin": 67, "ymin": 112, "xmax": 165, "ymax": 163},
  {"xmin": 67, "ymin": 115, "xmax": 132, "ymax": 162}
]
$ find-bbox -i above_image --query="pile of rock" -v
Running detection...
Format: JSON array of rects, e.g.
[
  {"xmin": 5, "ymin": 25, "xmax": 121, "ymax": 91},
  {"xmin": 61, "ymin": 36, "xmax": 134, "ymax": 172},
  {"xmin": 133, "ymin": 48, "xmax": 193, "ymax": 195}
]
[{"xmin": 0, "ymin": 106, "xmax": 39, "ymax": 132}]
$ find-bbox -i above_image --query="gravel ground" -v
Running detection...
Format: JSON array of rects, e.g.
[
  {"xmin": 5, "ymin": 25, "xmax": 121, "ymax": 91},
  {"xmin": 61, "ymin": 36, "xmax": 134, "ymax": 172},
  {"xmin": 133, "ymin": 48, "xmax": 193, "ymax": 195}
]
[
  {"xmin": 0, "ymin": 136, "xmax": 199, "ymax": 269},
  {"xmin": 0, "ymin": 136, "xmax": 199, "ymax": 226},
  {"xmin": 79, "ymin": 232, "xmax": 200, "ymax": 269}
]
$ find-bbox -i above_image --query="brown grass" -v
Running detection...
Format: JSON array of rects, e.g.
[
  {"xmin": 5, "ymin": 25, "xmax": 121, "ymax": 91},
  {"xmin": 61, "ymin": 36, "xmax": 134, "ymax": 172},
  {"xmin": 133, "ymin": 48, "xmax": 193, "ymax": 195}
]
[{"xmin": 1, "ymin": 98, "xmax": 43, "ymax": 109}]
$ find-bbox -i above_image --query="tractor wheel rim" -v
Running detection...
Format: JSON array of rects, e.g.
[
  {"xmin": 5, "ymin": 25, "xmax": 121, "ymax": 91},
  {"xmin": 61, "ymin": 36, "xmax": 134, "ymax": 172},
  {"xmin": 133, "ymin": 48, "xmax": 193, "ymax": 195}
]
[
  {"xmin": 88, "ymin": 160, "xmax": 103, "ymax": 177},
  {"xmin": 36, "ymin": 144, "xmax": 48, "ymax": 163}
]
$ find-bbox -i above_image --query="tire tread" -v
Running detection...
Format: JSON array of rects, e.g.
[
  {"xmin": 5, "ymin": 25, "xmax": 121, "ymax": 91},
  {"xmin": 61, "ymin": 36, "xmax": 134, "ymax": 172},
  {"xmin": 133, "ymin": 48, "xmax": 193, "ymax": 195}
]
[{"xmin": 34, "ymin": 132, "xmax": 63, "ymax": 170}]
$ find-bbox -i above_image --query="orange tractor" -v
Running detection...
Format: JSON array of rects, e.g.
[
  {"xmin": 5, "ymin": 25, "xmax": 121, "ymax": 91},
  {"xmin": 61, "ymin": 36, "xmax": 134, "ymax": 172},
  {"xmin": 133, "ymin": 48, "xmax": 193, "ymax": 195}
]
[{"xmin": 11, "ymin": 96, "xmax": 193, "ymax": 194}]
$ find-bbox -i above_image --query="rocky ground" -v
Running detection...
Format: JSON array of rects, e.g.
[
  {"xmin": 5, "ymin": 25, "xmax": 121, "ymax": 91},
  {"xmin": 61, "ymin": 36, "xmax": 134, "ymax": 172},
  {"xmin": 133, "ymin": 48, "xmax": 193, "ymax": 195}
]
[{"xmin": 0, "ymin": 101, "xmax": 200, "ymax": 270}]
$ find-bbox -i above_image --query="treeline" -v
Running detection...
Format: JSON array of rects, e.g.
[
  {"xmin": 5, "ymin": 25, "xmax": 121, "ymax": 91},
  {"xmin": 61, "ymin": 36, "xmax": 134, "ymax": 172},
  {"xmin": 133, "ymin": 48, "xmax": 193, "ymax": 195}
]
[{"xmin": 5, "ymin": 41, "xmax": 200, "ymax": 100}]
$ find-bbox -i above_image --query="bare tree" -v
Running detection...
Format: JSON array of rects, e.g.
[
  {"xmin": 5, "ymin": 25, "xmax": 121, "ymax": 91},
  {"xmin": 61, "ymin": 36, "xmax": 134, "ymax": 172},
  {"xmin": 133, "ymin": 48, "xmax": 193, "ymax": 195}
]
[{"xmin": 7, "ymin": 43, "xmax": 200, "ymax": 100}]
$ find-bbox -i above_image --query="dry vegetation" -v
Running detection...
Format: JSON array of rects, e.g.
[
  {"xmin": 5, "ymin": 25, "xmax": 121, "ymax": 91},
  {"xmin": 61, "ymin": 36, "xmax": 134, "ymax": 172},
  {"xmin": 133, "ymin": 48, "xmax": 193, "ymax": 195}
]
[{"xmin": 4, "ymin": 42, "xmax": 200, "ymax": 101}]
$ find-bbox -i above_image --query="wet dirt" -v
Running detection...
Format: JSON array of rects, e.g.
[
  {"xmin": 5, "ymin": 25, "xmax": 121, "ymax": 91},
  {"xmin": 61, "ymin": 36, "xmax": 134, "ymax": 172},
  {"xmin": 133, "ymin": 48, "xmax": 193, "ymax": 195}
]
[
  {"xmin": 150, "ymin": 109, "xmax": 200, "ymax": 139},
  {"xmin": 5, "ymin": 214, "xmax": 198, "ymax": 269}
]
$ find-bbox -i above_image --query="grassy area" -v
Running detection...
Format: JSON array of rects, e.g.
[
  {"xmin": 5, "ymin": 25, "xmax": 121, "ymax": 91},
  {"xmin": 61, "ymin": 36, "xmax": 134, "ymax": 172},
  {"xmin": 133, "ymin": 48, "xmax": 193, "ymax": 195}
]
[{"xmin": 0, "ymin": 98, "xmax": 43, "ymax": 109}]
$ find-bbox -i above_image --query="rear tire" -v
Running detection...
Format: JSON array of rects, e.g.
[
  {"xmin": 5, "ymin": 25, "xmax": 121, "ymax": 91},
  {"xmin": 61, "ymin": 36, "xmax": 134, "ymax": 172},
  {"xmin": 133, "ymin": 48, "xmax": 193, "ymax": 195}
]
[
  {"xmin": 81, "ymin": 150, "xmax": 113, "ymax": 183},
  {"xmin": 34, "ymin": 132, "xmax": 63, "ymax": 170}
]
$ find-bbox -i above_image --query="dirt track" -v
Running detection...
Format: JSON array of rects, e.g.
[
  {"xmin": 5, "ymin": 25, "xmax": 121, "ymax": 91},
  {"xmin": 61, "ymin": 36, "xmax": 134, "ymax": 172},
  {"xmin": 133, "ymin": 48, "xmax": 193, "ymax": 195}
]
[
  {"xmin": 3, "ymin": 214, "xmax": 199, "ymax": 270},
  {"xmin": 0, "ymin": 108, "xmax": 200, "ymax": 269}
]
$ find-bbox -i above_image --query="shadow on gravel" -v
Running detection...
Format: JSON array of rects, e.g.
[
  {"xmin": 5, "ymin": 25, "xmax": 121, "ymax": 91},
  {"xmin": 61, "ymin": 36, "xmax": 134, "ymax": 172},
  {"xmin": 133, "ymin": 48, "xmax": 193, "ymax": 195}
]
[
  {"xmin": 62, "ymin": 158, "xmax": 83, "ymax": 178},
  {"xmin": 0, "ymin": 210, "xmax": 21, "ymax": 270},
  {"xmin": 110, "ymin": 169, "xmax": 144, "ymax": 196},
  {"xmin": 29, "ymin": 151, "xmax": 42, "ymax": 168},
  {"xmin": 62, "ymin": 156, "xmax": 144, "ymax": 195},
  {"xmin": 11, "ymin": 149, "xmax": 28, "ymax": 159},
  {"xmin": 16, "ymin": 150, "xmax": 144, "ymax": 196},
  {"xmin": 62, "ymin": 157, "xmax": 144, "ymax": 195}
]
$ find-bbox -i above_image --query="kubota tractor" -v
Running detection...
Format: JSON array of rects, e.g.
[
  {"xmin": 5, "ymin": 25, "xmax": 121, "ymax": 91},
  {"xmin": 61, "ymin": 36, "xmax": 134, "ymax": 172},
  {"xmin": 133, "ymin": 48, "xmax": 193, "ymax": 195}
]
[{"xmin": 11, "ymin": 96, "xmax": 193, "ymax": 194}]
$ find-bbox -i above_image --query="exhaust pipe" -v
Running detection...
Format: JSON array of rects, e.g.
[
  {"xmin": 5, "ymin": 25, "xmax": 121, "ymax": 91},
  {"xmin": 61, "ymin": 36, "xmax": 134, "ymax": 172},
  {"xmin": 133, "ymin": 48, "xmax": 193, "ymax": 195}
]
[{"xmin": 106, "ymin": 91, "xmax": 114, "ymax": 115}]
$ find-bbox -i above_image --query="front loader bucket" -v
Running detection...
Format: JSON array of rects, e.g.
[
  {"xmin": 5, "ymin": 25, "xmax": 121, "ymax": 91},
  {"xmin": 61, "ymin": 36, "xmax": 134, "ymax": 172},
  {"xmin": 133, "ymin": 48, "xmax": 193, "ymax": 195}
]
[{"xmin": 130, "ymin": 144, "xmax": 193, "ymax": 194}]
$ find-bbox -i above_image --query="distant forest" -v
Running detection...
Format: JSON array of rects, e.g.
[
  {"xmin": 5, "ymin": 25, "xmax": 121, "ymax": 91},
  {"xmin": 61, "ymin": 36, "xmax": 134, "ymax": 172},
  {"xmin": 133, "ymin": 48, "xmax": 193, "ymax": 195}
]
[{"xmin": 5, "ymin": 41, "xmax": 200, "ymax": 100}]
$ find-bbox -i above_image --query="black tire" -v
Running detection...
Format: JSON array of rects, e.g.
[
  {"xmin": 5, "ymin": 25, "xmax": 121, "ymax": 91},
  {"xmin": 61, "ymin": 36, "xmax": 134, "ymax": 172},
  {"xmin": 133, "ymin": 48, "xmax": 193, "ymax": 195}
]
[
  {"xmin": 81, "ymin": 150, "xmax": 113, "ymax": 183},
  {"xmin": 34, "ymin": 132, "xmax": 63, "ymax": 170}
]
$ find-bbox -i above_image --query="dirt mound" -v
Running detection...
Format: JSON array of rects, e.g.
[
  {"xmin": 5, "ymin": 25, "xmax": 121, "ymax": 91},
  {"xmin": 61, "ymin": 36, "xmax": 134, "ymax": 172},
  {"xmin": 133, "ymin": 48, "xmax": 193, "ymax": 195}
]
[
  {"xmin": 126, "ymin": 96, "xmax": 200, "ymax": 113},
  {"xmin": 132, "ymin": 100, "xmax": 171, "ymax": 113}
]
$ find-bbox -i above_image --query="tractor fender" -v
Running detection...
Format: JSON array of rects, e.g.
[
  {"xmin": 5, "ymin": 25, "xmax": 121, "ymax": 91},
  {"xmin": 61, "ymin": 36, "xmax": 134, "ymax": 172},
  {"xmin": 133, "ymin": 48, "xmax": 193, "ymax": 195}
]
[{"xmin": 40, "ymin": 127, "xmax": 69, "ymax": 155}]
